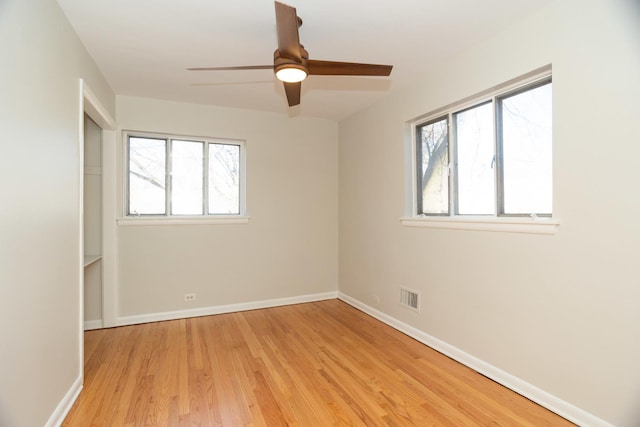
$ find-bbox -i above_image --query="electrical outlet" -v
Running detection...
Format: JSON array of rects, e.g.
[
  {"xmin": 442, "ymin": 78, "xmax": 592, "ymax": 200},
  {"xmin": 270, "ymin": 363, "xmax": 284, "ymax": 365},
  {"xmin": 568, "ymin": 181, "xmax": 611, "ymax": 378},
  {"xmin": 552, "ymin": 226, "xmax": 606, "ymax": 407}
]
[
  {"xmin": 373, "ymin": 294, "xmax": 380, "ymax": 304},
  {"xmin": 184, "ymin": 293, "xmax": 196, "ymax": 302}
]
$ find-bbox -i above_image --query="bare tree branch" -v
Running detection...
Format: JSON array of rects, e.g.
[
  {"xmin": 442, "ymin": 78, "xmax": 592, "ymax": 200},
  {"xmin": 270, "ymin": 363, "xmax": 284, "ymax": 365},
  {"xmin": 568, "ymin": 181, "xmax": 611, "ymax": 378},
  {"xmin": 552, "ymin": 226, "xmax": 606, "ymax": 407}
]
[
  {"xmin": 130, "ymin": 156, "xmax": 165, "ymax": 190},
  {"xmin": 421, "ymin": 132, "xmax": 447, "ymax": 192}
]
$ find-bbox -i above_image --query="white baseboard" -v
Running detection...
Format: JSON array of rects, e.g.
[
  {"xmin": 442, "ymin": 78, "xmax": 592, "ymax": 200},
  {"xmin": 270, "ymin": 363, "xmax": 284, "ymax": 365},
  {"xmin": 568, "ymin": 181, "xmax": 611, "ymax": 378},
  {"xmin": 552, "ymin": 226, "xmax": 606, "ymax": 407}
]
[
  {"xmin": 45, "ymin": 375, "xmax": 82, "ymax": 427},
  {"xmin": 338, "ymin": 292, "xmax": 613, "ymax": 427},
  {"xmin": 117, "ymin": 291, "xmax": 339, "ymax": 327},
  {"xmin": 83, "ymin": 319, "xmax": 103, "ymax": 331}
]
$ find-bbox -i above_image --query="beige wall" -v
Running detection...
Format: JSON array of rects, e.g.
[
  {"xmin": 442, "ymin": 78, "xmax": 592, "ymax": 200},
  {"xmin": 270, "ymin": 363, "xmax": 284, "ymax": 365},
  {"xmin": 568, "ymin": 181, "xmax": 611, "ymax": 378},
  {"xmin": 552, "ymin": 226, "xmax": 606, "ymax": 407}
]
[
  {"xmin": 115, "ymin": 97, "xmax": 339, "ymax": 317},
  {"xmin": 0, "ymin": 0, "xmax": 114, "ymax": 425},
  {"xmin": 338, "ymin": 1, "xmax": 640, "ymax": 426}
]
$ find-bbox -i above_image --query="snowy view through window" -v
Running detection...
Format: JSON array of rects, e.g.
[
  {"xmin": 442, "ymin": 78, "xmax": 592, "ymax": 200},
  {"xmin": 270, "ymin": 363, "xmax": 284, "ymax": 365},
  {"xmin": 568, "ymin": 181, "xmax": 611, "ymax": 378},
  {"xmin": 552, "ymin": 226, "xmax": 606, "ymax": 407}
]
[{"xmin": 128, "ymin": 135, "xmax": 241, "ymax": 216}]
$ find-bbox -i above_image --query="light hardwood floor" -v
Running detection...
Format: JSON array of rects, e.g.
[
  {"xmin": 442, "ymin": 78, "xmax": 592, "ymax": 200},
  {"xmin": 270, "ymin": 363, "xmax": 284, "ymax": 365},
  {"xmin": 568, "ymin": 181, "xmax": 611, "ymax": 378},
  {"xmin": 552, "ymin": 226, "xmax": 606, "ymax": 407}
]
[{"xmin": 63, "ymin": 299, "xmax": 574, "ymax": 426}]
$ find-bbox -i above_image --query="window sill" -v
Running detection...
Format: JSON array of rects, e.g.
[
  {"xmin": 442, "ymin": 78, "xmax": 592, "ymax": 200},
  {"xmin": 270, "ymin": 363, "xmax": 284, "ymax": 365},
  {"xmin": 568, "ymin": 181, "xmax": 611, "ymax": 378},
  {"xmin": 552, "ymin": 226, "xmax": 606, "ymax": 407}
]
[
  {"xmin": 400, "ymin": 216, "xmax": 559, "ymax": 235},
  {"xmin": 117, "ymin": 216, "xmax": 250, "ymax": 226}
]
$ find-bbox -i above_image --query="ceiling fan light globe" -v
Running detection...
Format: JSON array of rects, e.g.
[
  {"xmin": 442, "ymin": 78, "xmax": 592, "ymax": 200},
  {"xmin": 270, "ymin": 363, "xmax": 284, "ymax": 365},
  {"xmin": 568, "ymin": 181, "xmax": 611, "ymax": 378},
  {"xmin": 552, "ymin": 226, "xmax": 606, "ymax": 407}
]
[{"xmin": 275, "ymin": 66, "xmax": 308, "ymax": 83}]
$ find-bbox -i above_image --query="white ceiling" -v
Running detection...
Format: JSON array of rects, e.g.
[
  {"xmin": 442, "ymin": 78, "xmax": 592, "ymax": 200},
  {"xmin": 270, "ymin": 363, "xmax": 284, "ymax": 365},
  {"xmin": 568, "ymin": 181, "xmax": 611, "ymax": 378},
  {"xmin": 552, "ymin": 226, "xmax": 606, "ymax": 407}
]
[{"xmin": 57, "ymin": 0, "xmax": 551, "ymax": 121}]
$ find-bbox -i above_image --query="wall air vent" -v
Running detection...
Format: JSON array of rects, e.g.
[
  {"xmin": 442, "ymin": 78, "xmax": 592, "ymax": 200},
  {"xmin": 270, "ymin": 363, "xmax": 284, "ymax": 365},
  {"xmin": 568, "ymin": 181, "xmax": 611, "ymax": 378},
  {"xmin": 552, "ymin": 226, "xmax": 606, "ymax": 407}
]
[{"xmin": 399, "ymin": 287, "xmax": 420, "ymax": 312}]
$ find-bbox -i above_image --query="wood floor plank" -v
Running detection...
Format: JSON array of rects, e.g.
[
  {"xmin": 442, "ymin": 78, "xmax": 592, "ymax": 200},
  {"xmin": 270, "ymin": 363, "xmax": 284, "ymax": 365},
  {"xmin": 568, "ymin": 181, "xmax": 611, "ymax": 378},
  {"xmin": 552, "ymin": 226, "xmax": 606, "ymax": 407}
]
[{"xmin": 63, "ymin": 300, "xmax": 575, "ymax": 426}]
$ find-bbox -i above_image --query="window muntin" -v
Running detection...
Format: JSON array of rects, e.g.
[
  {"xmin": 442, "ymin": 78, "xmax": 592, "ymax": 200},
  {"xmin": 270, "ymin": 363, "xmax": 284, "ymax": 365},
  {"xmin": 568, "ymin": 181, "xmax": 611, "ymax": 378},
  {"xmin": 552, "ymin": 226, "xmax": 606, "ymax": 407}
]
[
  {"xmin": 126, "ymin": 133, "xmax": 244, "ymax": 217},
  {"xmin": 415, "ymin": 77, "xmax": 552, "ymax": 218}
]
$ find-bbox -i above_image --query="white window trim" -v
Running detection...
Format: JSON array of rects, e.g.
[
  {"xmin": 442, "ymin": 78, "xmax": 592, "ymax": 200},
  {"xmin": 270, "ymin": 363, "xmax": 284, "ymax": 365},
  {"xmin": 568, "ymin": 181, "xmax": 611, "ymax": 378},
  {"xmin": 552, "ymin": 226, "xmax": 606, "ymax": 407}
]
[
  {"xmin": 400, "ymin": 216, "xmax": 559, "ymax": 235},
  {"xmin": 122, "ymin": 130, "xmax": 247, "ymax": 222},
  {"xmin": 403, "ymin": 65, "xmax": 558, "ymax": 235}
]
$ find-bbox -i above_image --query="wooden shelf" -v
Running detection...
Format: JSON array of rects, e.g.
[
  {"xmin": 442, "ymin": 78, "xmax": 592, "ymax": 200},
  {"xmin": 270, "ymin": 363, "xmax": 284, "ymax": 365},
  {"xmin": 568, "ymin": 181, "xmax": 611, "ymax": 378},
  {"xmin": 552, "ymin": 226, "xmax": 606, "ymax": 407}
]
[{"xmin": 84, "ymin": 254, "xmax": 102, "ymax": 268}]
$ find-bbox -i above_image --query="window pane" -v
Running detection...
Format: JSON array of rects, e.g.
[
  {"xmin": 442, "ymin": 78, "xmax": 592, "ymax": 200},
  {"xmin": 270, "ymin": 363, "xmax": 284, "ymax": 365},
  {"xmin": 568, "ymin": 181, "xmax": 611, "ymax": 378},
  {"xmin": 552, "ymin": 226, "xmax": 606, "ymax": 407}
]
[
  {"xmin": 129, "ymin": 137, "xmax": 166, "ymax": 214},
  {"xmin": 500, "ymin": 82, "xmax": 552, "ymax": 215},
  {"xmin": 208, "ymin": 143, "xmax": 240, "ymax": 214},
  {"xmin": 454, "ymin": 103, "xmax": 495, "ymax": 215},
  {"xmin": 417, "ymin": 118, "xmax": 449, "ymax": 214},
  {"xmin": 171, "ymin": 140, "xmax": 204, "ymax": 215}
]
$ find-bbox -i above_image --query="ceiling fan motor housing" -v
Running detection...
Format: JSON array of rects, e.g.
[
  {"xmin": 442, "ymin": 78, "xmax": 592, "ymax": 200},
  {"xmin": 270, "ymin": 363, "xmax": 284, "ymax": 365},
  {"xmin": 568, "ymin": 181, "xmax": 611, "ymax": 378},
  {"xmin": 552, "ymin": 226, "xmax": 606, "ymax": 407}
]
[{"xmin": 273, "ymin": 46, "xmax": 309, "ymax": 73}]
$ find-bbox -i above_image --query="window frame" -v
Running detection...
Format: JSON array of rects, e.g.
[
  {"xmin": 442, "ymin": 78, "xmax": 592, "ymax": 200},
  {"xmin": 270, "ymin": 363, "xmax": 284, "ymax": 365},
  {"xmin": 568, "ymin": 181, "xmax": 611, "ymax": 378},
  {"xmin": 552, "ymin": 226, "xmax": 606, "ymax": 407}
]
[
  {"xmin": 451, "ymin": 100, "xmax": 496, "ymax": 216},
  {"xmin": 415, "ymin": 115, "xmax": 450, "ymax": 216},
  {"xmin": 404, "ymin": 67, "xmax": 558, "ymax": 235},
  {"xmin": 495, "ymin": 80, "xmax": 553, "ymax": 217},
  {"xmin": 121, "ymin": 130, "xmax": 248, "ymax": 225}
]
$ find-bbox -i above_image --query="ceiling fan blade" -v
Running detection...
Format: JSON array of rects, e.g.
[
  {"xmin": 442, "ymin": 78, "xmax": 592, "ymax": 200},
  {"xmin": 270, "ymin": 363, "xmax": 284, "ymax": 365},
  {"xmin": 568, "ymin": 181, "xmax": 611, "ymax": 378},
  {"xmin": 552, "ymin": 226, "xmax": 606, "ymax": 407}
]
[
  {"xmin": 189, "ymin": 80, "xmax": 274, "ymax": 87},
  {"xmin": 283, "ymin": 81, "xmax": 301, "ymax": 106},
  {"xmin": 187, "ymin": 65, "xmax": 274, "ymax": 71},
  {"xmin": 275, "ymin": 1, "xmax": 302, "ymax": 61},
  {"xmin": 307, "ymin": 60, "xmax": 393, "ymax": 76}
]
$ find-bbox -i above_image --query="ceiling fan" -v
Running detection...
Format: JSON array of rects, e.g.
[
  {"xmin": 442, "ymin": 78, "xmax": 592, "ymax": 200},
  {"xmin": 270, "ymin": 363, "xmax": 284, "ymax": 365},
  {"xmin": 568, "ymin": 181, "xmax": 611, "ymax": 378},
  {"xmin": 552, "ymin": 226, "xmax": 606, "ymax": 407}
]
[{"xmin": 187, "ymin": 1, "xmax": 393, "ymax": 107}]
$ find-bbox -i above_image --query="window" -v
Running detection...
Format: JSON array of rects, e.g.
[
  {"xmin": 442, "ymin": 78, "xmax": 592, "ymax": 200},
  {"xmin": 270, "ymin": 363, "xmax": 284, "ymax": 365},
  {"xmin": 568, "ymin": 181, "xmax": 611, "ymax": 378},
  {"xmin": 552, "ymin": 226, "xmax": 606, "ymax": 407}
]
[
  {"xmin": 126, "ymin": 132, "xmax": 245, "ymax": 217},
  {"xmin": 416, "ymin": 116, "xmax": 449, "ymax": 215},
  {"xmin": 415, "ymin": 76, "xmax": 552, "ymax": 218}
]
